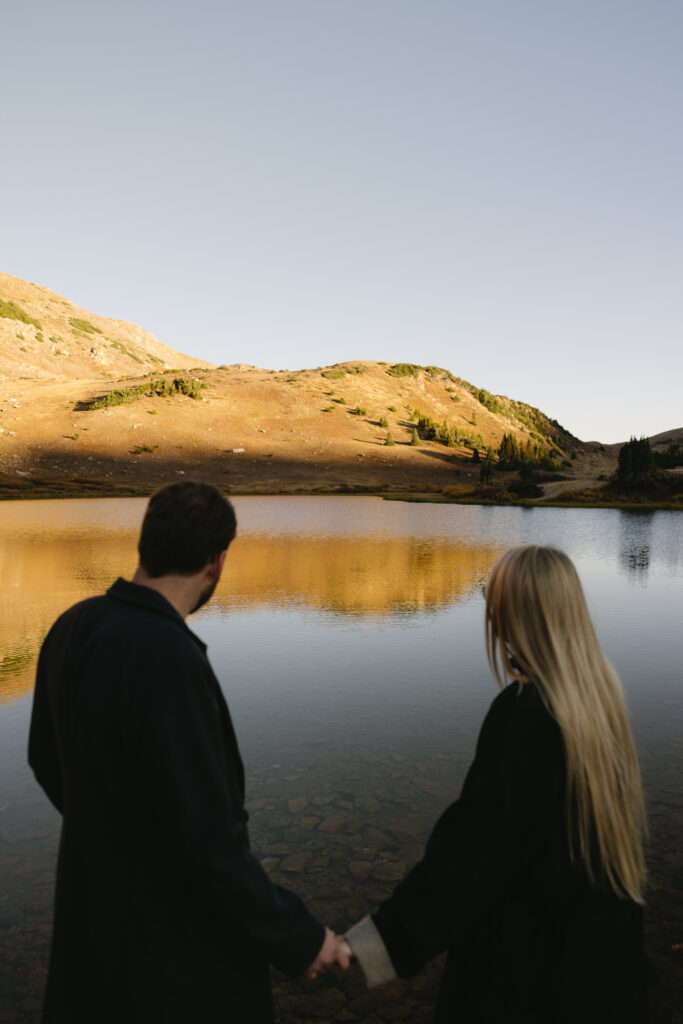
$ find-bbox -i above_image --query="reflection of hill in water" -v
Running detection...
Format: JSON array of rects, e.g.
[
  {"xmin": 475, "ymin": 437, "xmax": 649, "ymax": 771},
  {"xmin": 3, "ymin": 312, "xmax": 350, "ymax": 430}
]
[
  {"xmin": 0, "ymin": 522, "xmax": 502, "ymax": 704},
  {"xmin": 219, "ymin": 534, "xmax": 501, "ymax": 616}
]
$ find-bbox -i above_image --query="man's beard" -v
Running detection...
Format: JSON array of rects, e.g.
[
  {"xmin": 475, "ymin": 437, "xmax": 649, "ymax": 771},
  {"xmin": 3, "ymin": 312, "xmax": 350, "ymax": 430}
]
[{"xmin": 190, "ymin": 577, "xmax": 218, "ymax": 615}]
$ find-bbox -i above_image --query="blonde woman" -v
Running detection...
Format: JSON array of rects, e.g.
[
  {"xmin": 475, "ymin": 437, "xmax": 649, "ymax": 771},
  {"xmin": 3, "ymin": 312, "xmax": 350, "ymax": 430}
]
[{"xmin": 347, "ymin": 545, "xmax": 651, "ymax": 1023}]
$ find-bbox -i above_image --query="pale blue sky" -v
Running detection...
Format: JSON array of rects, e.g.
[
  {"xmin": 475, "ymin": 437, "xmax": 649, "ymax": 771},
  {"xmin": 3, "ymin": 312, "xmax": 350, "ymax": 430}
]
[{"xmin": 2, "ymin": 1, "xmax": 681, "ymax": 442}]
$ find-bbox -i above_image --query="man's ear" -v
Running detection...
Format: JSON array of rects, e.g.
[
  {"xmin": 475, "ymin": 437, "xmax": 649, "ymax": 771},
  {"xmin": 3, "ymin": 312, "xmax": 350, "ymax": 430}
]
[{"xmin": 208, "ymin": 550, "xmax": 227, "ymax": 578}]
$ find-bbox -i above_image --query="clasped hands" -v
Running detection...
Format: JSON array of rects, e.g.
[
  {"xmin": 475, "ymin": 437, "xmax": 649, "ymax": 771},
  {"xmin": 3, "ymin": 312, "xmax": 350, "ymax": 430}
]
[{"xmin": 304, "ymin": 926, "xmax": 353, "ymax": 980}]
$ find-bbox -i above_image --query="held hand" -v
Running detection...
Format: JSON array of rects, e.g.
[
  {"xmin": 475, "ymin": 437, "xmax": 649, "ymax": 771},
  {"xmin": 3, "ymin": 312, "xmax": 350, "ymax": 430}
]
[{"xmin": 304, "ymin": 927, "xmax": 353, "ymax": 979}]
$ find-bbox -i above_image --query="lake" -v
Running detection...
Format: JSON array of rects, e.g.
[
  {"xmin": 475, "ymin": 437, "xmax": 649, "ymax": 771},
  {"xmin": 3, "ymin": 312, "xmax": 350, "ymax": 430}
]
[{"xmin": 0, "ymin": 497, "xmax": 681, "ymax": 1022}]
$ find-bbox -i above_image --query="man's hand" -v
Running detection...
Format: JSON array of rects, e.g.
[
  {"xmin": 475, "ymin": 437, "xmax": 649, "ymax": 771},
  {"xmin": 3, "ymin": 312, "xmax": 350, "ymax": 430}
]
[{"xmin": 304, "ymin": 927, "xmax": 353, "ymax": 979}]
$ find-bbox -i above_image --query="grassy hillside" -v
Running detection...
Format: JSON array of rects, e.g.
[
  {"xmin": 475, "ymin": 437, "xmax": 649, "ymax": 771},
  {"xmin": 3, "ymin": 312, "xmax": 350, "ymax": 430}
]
[{"xmin": 0, "ymin": 271, "xmax": 213, "ymax": 380}]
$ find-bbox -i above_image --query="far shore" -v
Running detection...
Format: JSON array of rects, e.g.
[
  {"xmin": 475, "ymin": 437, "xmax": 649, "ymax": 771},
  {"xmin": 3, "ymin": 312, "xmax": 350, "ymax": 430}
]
[{"xmin": 0, "ymin": 475, "xmax": 680, "ymax": 512}]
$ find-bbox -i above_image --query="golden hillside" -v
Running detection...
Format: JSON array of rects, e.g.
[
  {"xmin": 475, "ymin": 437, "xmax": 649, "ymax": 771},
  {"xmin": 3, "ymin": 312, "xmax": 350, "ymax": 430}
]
[
  {"xmin": 0, "ymin": 271, "xmax": 213, "ymax": 381},
  {"xmin": 0, "ymin": 359, "xmax": 589, "ymax": 497}
]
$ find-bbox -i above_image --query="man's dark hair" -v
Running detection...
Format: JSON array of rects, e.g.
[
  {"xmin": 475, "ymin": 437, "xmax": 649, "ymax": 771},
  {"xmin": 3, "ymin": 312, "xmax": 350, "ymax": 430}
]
[{"xmin": 138, "ymin": 481, "xmax": 237, "ymax": 577}]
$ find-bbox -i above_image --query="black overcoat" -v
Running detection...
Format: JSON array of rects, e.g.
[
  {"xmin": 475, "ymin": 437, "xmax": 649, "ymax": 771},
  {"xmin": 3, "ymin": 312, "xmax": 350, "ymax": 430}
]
[
  {"xmin": 372, "ymin": 682, "xmax": 651, "ymax": 1023},
  {"xmin": 28, "ymin": 578, "xmax": 324, "ymax": 1023}
]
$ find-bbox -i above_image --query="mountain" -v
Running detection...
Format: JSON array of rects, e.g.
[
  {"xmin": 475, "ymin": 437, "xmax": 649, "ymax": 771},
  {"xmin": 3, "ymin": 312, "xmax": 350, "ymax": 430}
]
[
  {"xmin": 1, "ymin": 273, "xmax": 679, "ymax": 504},
  {"xmin": 0, "ymin": 272, "xmax": 212, "ymax": 381}
]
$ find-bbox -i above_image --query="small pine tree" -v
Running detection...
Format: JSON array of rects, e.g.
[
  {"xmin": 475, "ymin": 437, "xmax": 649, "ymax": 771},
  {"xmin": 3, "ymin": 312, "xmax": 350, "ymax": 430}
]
[
  {"xmin": 379, "ymin": 416, "xmax": 389, "ymax": 428},
  {"xmin": 410, "ymin": 429, "xmax": 420, "ymax": 446},
  {"xmin": 471, "ymin": 412, "xmax": 477, "ymax": 426},
  {"xmin": 385, "ymin": 431, "xmax": 395, "ymax": 446}
]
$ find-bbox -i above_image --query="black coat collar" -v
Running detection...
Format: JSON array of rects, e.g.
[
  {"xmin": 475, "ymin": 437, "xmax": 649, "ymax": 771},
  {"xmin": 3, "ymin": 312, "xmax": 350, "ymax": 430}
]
[{"xmin": 106, "ymin": 577, "xmax": 208, "ymax": 654}]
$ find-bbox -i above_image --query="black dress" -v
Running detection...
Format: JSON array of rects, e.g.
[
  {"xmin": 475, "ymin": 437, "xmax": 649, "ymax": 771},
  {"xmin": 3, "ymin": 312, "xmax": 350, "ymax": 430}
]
[{"xmin": 370, "ymin": 682, "xmax": 650, "ymax": 1023}]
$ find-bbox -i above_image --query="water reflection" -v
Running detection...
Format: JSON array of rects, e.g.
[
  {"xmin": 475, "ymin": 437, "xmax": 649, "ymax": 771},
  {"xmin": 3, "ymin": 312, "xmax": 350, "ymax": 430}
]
[
  {"xmin": 0, "ymin": 497, "xmax": 681, "ymax": 1022},
  {"xmin": 0, "ymin": 499, "xmax": 504, "ymax": 705},
  {"xmin": 618, "ymin": 511, "xmax": 653, "ymax": 584}
]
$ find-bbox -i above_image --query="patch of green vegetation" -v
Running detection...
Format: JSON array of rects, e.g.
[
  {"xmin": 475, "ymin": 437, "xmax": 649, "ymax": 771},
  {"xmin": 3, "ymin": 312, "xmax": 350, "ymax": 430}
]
[
  {"xmin": 497, "ymin": 432, "xmax": 555, "ymax": 470},
  {"xmin": 69, "ymin": 317, "xmax": 102, "ymax": 335},
  {"xmin": 20, "ymin": 345, "xmax": 27, "ymax": 352},
  {"xmin": 416, "ymin": 414, "xmax": 483, "ymax": 452},
  {"xmin": 336, "ymin": 397, "xmax": 346, "ymax": 405},
  {"xmin": 425, "ymin": 365, "xmax": 457, "ymax": 381},
  {"xmin": 148, "ymin": 409, "xmax": 157, "ymax": 415},
  {"xmin": 322, "ymin": 368, "xmax": 347, "ymax": 380},
  {"xmin": 87, "ymin": 376, "xmax": 205, "ymax": 410},
  {"xmin": 0, "ymin": 299, "xmax": 41, "ymax": 330},
  {"xmin": 130, "ymin": 444, "xmax": 158, "ymax": 455},
  {"xmin": 379, "ymin": 416, "xmax": 389, "ymax": 428},
  {"xmin": 388, "ymin": 405, "xmax": 397, "ymax": 412},
  {"xmin": 49, "ymin": 335, "xmax": 62, "ymax": 345},
  {"xmin": 16, "ymin": 331, "xmax": 24, "ymax": 341},
  {"xmin": 36, "ymin": 333, "xmax": 44, "ymax": 343},
  {"xmin": 322, "ymin": 406, "xmax": 336, "ymax": 412},
  {"xmin": 387, "ymin": 363, "xmax": 420, "ymax": 378},
  {"xmin": 384, "ymin": 431, "xmax": 395, "ymax": 446},
  {"xmin": 476, "ymin": 388, "xmax": 504, "ymax": 415},
  {"xmin": 109, "ymin": 339, "xmax": 143, "ymax": 364},
  {"xmin": 348, "ymin": 365, "xmax": 367, "ymax": 374},
  {"xmin": 410, "ymin": 429, "xmax": 420, "ymax": 446},
  {"xmin": 352, "ymin": 406, "xmax": 368, "ymax": 416}
]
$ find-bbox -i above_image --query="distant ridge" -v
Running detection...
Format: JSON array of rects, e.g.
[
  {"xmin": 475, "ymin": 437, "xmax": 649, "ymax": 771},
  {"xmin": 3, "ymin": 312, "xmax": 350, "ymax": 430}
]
[{"xmin": 0, "ymin": 272, "xmax": 213, "ymax": 381}]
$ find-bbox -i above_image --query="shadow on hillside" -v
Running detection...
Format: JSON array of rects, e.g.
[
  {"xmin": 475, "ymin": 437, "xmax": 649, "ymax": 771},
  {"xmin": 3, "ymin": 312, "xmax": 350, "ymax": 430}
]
[{"xmin": 5, "ymin": 442, "xmax": 465, "ymax": 497}]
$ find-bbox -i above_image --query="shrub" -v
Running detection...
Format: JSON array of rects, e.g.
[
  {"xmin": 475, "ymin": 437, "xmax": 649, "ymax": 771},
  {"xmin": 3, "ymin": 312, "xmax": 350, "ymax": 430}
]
[
  {"xmin": 322, "ymin": 406, "xmax": 335, "ymax": 412},
  {"xmin": 379, "ymin": 416, "xmax": 389, "ymax": 428},
  {"xmin": 384, "ymin": 431, "xmax": 395, "ymax": 446},
  {"xmin": 476, "ymin": 388, "xmax": 504, "ymax": 415},
  {"xmin": 336, "ymin": 396, "xmax": 346, "ymax": 405},
  {"xmin": 16, "ymin": 331, "xmax": 24, "ymax": 340},
  {"xmin": 410, "ymin": 429, "xmax": 420, "ymax": 446},
  {"xmin": 0, "ymin": 299, "xmax": 41, "ymax": 330},
  {"xmin": 69, "ymin": 317, "xmax": 102, "ymax": 335},
  {"xmin": 352, "ymin": 406, "xmax": 367, "ymax": 416},
  {"xmin": 387, "ymin": 363, "xmax": 420, "ymax": 378},
  {"xmin": 130, "ymin": 444, "xmax": 158, "ymax": 455},
  {"xmin": 388, "ymin": 405, "xmax": 396, "ymax": 412},
  {"xmin": 110, "ymin": 339, "xmax": 143, "ymax": 363},
  {"xmin": 322, "ymin": 368, "xmax": 346, "ymax": 379},
  {"xmin": 87, "ymin": 376, "xmax": 204, "ymax": 410},
  {"xmin": 348, "ymin": 365, "xmax": 367, "ymax": 374}
]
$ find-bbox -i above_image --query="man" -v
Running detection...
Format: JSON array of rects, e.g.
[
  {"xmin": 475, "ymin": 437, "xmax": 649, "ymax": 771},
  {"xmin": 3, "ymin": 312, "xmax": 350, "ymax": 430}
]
[{"xmin": 29, "ymin": 481, "xmax": 349, "ymax": 1022}]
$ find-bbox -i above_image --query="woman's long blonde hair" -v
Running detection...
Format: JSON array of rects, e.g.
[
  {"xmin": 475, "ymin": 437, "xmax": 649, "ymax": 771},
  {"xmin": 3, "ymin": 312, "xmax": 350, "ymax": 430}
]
[{"xmin": 485, "ymin": 545, "xmax": 647, "ymax": 904}]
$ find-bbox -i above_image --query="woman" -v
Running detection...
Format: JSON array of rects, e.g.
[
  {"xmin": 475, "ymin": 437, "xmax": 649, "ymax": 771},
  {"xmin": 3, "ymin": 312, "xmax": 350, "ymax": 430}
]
[{"xmin": 347, "ymin": 545, "xmax": 651, "ymax": 1022}]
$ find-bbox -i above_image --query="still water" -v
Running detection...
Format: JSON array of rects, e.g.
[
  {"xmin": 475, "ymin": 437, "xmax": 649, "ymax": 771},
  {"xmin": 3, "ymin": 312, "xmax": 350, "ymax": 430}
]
[{"xmin": 0, "ymin": 497, "xmax": 681, "ymax": 1022}]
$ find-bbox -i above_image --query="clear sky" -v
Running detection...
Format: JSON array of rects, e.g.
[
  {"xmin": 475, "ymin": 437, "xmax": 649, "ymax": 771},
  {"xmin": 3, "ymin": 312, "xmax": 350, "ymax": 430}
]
[{"xmin": 2, "ymin": 0, "xmax": 681, "ymax": 442}]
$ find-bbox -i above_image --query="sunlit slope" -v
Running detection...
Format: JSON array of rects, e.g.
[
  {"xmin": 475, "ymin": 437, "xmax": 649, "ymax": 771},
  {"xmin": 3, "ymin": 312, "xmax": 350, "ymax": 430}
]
[
  {"xmin": 0, "ymin": 271, "xmax": 213, "ymax": 381},
  {"xmin": 0, "ymin": 361, "xmax": 581, "ymax": 495}
]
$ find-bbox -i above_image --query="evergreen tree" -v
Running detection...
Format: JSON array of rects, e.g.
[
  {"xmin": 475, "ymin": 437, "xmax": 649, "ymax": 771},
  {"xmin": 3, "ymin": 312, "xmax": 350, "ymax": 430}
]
[
  {"xmin": 385, "ymin": 431, "xmax": 395, "ymax": 446},
  {"xmin": 410, "ymin": 429, "xmax": 420, "ymax": 446},
  {"xmin": 617, "ymin": 436, "xmax": 655, "ymax": 484}
]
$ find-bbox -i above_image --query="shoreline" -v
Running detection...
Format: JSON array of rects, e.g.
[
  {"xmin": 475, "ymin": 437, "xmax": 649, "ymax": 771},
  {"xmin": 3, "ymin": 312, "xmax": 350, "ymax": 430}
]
[{"xmin": 0, "ymin": 477, "xmax": 680, "ymax": 511}]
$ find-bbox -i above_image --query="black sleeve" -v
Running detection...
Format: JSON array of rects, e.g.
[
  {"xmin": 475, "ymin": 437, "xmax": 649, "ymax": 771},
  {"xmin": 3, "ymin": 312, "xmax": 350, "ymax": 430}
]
[
  {"xmin": 139, "ymin": 652, "xmax": 325, "ymax": 978},
  {"xmin": 373, "ymin": 690, "xmax": 564, "ymax": 977},
  {"xmin": 28, "ymin": 627, "xmax": 64, "ymax": 814}
]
